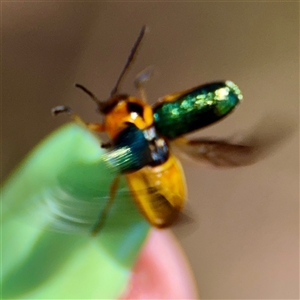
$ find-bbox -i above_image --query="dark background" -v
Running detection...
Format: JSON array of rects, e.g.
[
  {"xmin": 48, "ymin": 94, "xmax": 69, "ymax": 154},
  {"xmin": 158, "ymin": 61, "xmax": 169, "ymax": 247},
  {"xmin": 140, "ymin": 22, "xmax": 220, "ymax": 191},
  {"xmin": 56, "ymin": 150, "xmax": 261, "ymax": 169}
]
[{"xmin": 2, "ymin": 2, "xmax": 299, "ymax": 299}]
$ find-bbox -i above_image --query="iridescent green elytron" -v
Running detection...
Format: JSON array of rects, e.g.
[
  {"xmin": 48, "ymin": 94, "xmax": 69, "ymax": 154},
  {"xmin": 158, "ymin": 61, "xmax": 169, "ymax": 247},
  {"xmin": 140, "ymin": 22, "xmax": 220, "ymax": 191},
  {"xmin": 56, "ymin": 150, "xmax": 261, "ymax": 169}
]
[{"xmin": 153, "ymin": 81, "xmax": 243, "ymax": 139}]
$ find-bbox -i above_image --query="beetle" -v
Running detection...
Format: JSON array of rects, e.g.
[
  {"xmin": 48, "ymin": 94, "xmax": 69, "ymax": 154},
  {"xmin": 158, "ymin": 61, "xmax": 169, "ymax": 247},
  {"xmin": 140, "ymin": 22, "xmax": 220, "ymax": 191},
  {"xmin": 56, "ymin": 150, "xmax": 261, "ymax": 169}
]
[{"xmin": 52, "ymin": 26, "xmax": 254, "ymax": 235}]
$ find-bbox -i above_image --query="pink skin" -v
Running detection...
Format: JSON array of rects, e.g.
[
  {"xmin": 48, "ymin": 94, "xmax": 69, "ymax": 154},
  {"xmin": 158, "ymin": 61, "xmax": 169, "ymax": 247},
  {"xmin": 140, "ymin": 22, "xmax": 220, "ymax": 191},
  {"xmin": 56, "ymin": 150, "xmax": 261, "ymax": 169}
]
[{"xmin": 120, "ymin": 229, "xmax": 199, "ymax": 299}]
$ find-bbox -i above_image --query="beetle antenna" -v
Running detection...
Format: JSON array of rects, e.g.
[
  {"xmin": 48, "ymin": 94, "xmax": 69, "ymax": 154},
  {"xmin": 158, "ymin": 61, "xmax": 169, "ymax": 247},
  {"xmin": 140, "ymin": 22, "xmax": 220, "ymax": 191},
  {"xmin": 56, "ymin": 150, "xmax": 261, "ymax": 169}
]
[
  {"xmin": 110, "ymin": 25, "xmax": 147, "ymax": 97},
  {"xmin": 75, "ymin": 83, "xmax": 107, "ymax": 111},
  {"xmin": 75, "ymin": 83, "xmax": 101, "ymax": 104}
]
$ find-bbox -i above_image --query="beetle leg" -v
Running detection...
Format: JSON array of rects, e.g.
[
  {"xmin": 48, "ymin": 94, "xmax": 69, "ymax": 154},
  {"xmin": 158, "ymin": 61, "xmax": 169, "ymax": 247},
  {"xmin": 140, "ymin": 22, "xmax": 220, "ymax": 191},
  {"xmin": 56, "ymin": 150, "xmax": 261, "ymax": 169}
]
[
  {"xmin": 52, "ymin": 105, "xmax": 85, "ymax": 125},
  {"xmin": 86, "ymin": 122, "xmax": 105, "ymax": 132},
  {"xmin": 52, "ymin": 105, "xmax": 105, "ymax": 132},
  {"xmin": 136, "ymin": 84, "xmax": 148, "ymax": 102},
  {"xmin": 134, "ymin": 66, "xmax": 154, "ymax": 102},
  {"xmin": 100, "ymin": 142, "xmax": 112, "ymax": 149},
  {"xmin": 91, "ymin": 175, "xmax": 120, "ymax": 236}
]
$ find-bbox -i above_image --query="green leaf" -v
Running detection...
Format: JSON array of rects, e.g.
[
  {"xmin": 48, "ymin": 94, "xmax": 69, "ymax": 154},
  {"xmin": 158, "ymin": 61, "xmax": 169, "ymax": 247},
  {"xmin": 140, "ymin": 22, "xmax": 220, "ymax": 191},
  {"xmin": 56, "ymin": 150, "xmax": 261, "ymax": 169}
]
[{"xmin": 1, "ymin": 123, "xmax": 150, "ymax": 299}]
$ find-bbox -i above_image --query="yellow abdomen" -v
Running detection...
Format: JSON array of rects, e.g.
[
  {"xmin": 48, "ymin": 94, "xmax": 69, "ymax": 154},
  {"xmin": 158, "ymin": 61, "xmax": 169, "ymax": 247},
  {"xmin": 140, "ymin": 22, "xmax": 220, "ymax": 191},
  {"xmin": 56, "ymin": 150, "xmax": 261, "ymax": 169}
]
[{"xmin": 125, "ymin": 154, "xmax": 187, "ymax": 228}]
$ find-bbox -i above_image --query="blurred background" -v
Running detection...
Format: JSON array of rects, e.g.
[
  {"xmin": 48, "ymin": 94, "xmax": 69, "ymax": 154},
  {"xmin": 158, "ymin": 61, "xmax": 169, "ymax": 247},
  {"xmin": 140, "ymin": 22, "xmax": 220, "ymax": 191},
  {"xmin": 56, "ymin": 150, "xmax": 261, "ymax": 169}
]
[{"xmin": 2, "ymin": 2, "xmax": 298, "ymax": 299}]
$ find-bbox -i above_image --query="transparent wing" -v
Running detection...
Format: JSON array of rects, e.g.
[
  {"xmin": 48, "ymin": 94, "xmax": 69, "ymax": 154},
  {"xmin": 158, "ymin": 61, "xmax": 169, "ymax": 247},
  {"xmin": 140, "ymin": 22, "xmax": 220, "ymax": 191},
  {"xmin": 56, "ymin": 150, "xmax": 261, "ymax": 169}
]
[
  {"xmin": 172, "ymin": 138, "xmax": 255, "ymax": 167},
  {"xmin": 2, "ymin": 124, "xmax": 156, "ymax": 239},
  {"xmin": 18, "ymin": 172, "xmax": 188, "ymax": 235},
  {"xmin": 17, "ymin": 175, "xmax": 159, "ymax": 235},
  {"xmin": 172, "ymin": 114, "xmax": 295, "ymax": 167}
]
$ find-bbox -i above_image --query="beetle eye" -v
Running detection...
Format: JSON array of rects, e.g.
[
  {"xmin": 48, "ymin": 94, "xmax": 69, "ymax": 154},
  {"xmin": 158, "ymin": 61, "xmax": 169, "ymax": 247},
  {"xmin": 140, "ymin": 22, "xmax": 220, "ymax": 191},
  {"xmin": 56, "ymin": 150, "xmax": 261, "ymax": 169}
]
[{"xmin": 127, "ymin": 102, "xmax": 144, "ymax": 118}]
